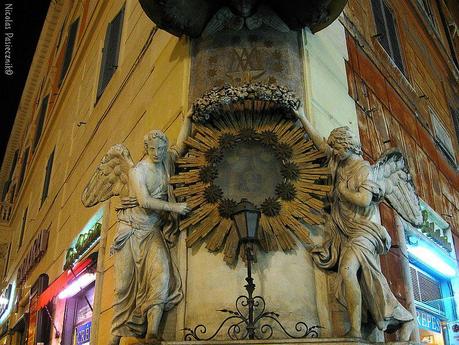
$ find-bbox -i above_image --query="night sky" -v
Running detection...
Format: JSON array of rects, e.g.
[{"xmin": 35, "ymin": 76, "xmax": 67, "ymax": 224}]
[{"xmin": 1, "ymin": 0, "xmax": 51, "ymax": 166}]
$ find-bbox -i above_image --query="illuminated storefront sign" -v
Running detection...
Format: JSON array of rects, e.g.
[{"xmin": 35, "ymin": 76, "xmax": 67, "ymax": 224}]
[
  {"xmin": 64, "ymin": 209, "xmax": 103, "ymax": 270},
  {"xmin": 448, "ymin": 322, "xmax": 459, "ymax": 345},
  {"xmin": 76, "ymin": 321, "xmax": 91, "ymax": 345},
  {"xmin": 17, "ymin": 229, "xmax": 49, "ymax": 283},
  {"xmin": 417, "ymin": 309, "xmax": 442, "ymax": 333},
  {"xmin": 0, "ymin": 282, "xmax": 15, "ymax": 325}
]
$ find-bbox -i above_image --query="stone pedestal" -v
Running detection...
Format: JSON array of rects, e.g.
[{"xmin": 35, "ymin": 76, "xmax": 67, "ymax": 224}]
[{"xmin": 142, "ymin": 339, "xmax": 419, "ymax": 345}]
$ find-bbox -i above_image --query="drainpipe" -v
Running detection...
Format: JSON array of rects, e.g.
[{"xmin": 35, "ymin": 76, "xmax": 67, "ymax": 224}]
[
  {"xmin": 89, "ymin": 203, "xmax": 110, "ymax": 345},
  {"xmin": 394, "ymin": 214, "xmax": 420, "ymax": 343}
]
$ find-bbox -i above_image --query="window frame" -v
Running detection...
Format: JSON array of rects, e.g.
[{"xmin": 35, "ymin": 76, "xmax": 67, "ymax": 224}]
[
  {"xmin": 59, "ymin": 17, "xmax": 80, "ymax": 85},
  {"xmin": 18, "ymin": 207, "xmax": 28, "ymax": 249},
  {"xmin": 41, "ymin": 149, "xmax": 55, "ymax": 206},
  {"xmin": 371, "ymin": 0, "xmax": 406, "ymax": 74},
  {"xmin": 33, "ymin": 95, "xmax": 50, "ymax": 152},
  {"xmin": 96, "ymin": 6, "xmax": 125, "ymax": 101}
]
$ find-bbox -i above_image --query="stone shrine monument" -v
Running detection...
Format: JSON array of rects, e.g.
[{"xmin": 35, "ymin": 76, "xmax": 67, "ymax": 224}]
[{"xmin": 82, "ymin": 1, "xmax": 424, "ymax": 344}]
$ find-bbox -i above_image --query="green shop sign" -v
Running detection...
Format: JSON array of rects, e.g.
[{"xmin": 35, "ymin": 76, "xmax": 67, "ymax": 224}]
[{"xmin": 64, "ymin": 219, "xmax": 102, "ymax": 270}]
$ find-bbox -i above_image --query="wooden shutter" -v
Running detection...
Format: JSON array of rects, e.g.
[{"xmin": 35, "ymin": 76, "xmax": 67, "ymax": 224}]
[
  {"xmin": 382, "ymin": 2, "xmax": 404, "ymax": 73},
  {"xmin": 41, "ymin": 149, "xmax": 55, "ymax": 205},
  {"xmin": 18, "ymin": 147, "xmax": 30, "ymax": 188},
  {"xmin": 18, "ymin": 207, "xmax": 28, "ymax": 248},
  {"xmin": 1, "ymin": 150, "xmax": 18, "ymax": 201},
  {"xmin": 96, "ymin": 7, "xmax": 125, "ymax": 100},
  {"xmin": 371, "ymin": 0, "xmax": 405, "ymax": 74},
  {"xmin": 60, "ymin": 18, "xmax": 80, "ymax": 84},
  {"xmin": 33, "ymin": 95, "xmax": 49, "ymax": 151},
  {"xmin": 371, "ymin": 0, "xmax": 391, "ymax": 55}
]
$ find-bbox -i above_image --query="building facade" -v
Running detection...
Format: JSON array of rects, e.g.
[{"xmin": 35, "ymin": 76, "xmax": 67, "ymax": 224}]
[{"xmin": 0, "ymin": 1, "xmax": 458, "ymax": 345}]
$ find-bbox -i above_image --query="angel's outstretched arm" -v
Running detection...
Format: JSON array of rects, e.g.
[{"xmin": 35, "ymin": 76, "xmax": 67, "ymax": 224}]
[
  {"xmin": 293, "ymin": 109, "xmax": 331, "ymax": 157},
  {"xmin": 175, "ymin": 108, "xmax": 193, "ymax": 157},
  {"xmin": 129, "ymin": 168, "xmax": 190, "ymax": 215}
]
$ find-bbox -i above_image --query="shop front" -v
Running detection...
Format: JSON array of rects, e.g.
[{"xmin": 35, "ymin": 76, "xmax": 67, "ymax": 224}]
[
  {"xmin": 0, "ymin": 282, "xmax": 15, "ymax": 343},
  {"xmin": 405, "ymin": 201, "xmax": 459, "ymax": 345},
  {"xmin": 38, "ymin": 210, "xmax": 102, "ymax": 345}
]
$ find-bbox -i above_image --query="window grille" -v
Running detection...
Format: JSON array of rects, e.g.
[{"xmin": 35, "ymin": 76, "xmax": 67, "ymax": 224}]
[{"xmin": 410, "ymin": 265, "xmax": 445, "ymax": 314}]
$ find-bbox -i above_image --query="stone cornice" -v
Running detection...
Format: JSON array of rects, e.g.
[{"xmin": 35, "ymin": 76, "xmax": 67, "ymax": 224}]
[{"xmin": 0, "ymin": 1, "xmax": 64, "ymax": 190}]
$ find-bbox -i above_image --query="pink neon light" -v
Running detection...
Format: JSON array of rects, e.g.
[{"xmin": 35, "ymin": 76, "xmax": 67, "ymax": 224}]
[{"xmin": 58, "ymin": 273, "xmax": 96, "ymax": 299}]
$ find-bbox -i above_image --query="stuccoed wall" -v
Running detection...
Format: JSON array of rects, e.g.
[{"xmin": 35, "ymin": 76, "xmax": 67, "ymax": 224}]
[{"xmin": 302, "ymin": 21, "xmax": 359, "ymax": 138}]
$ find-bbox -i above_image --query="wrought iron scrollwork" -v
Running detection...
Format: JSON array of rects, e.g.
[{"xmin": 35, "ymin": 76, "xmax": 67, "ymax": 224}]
[
  {"xmin": 184, "ymin": 294, "xmax": 321, "ymax": 341},
  {"xmin": 184, "ymin": 245, "xmax": 322, "ymax": 341}
]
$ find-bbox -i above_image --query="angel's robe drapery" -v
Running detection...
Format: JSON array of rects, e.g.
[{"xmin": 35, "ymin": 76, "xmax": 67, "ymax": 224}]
[
  {"xmin": 110, "ymin": 149, "xmax": 183, "ymax": 338},
  {"xmin": 312, "ymin": 155, "xmax": 413, "ymax": 331}
]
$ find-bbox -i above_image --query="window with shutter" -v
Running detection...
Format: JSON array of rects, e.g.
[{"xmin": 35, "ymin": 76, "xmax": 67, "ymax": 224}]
[
  {"xmin": 18, "ymin": 208, "xmax": 28, "ymax": 248},
  {"xmin": 430, "ymin": 108, "xmax": 457, "ymax": 165},
  {"xmin": 371, "ymin": 0, "xmax": 405, "ymax": 74},
  {"xmin": 1, "ymin": 150, "xmax": 18, "ymax": 201},
  {"xmin": 96, "ymin": 6, "xmax": 125, "ymax": 100},
  {"xmin": 60, "ymin": 18, "xmax": 80, "ymax": 85},
  {"xmin": 33, "ymin": 95, "xmax": 49, "ymax": 151},
  {"xmin": 417, "ymin": 0, "xmax": 437, "ymax": 30},
  {"xmin": 450, "ymin": 107, "xmax": 459, "ymax": 146},
  {"xmin": 18, "ymin": 147, "xmax": 30, "ymax": 189},
  {"xmin": 41, "ymin": 149, "xmax": 55, "ymax": 206}
]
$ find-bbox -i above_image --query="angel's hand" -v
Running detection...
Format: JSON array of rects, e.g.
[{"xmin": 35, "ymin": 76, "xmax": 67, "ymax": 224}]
[
  {"xmin": 172, "ymin": 202, "xmax": 191, "ymax": 215},
  {"xmin": 185, "ymin": 107, "xmax": 194, "ymax": 118},
  {"xmin": 292, "ymin": 107, "xmax": 306, "ymax": 121},
  {"xmin": 120, "ymin": 196, "xmax": 139, "ymax": 208}
]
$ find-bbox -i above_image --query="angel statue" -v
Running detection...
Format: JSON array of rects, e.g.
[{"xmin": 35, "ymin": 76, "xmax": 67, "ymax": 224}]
[
  {"xmin": 82, "ymin": 111, "xmax": 193, "ymax": 345},
  {"xmin": 293, "ymin": 110, "xmax": 423, "ymax": 341}
]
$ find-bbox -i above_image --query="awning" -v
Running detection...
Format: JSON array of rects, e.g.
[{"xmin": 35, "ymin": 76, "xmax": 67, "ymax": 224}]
[{"xmin": 37, "ymin": 252, "xmax": 97, "ymax": 309}]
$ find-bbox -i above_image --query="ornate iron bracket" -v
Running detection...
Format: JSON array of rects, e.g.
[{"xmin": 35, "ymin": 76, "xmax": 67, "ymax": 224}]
[{"xmin": 184, "ymin": 245, "xmax": 322, "ymax": 341}]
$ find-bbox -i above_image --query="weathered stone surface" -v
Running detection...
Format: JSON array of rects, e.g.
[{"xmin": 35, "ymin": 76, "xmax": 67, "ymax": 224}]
[{"xmin": 189, "ymin": 28, "xmax": 304, "ymax": 105}]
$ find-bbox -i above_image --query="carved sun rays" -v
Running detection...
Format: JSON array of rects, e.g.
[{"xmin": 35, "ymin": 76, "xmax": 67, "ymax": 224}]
[{"xmin": 171, "ymin": 112, "xmax": 331, "ymax": 264}]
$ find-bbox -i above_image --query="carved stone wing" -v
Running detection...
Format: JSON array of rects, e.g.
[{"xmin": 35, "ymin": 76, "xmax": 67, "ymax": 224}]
[
  {"xmin": 202, "ymin": 7, "xmax": 243, "ymax": 37},
  {"xmin": 372, "ymin": 148, "xmax": 423, "ymax": 227},
  {"xmin": 81, "ymin": 144, "xmax": 135, "ymax": 207}
]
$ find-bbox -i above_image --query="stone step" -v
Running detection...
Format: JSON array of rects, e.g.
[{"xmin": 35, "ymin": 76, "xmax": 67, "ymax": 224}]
[{"xmin": 133, "ymin": 339, "xmax": 418, "ymax": 345}]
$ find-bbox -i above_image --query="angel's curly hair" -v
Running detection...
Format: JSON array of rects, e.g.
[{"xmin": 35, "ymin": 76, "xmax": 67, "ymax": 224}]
[
  {"xmin": 143, "ymin": 130, "xmax": 169, "ymax": 149},
  {"xmin": 327, "ymin": 126, "xmax": 362, "ymax": 156}
]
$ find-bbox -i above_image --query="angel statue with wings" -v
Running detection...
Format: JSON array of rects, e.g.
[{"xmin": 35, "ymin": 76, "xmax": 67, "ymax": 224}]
[
  {"xmin": 293, "ymin": 110, "xmax": 423, "ymax": 341},
  {"xmin": 82, "ymin": 111, "xmax": 193, "ymax": 345}
]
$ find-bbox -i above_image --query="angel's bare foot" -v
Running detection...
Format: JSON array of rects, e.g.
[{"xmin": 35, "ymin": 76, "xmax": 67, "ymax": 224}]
[
  {"xmin": 344, "ymin": 328, "xmax": 362, "ymax": 338},
  {"xmin": 108, "ymin": 335, "xmax": 121, "ymax": 345},
  {"xmin": 399, "ymin": 320, "xmax": 414, "ymax": 341}
]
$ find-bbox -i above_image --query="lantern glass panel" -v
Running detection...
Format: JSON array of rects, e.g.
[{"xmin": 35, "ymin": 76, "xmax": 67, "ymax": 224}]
[
  {"xmin": 233, "ymin": 212, "xmax": 248, "ymax": 240},
  {"xmin": 246, "ymin": 211, "xmax": 259, "ymax": 240}
]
